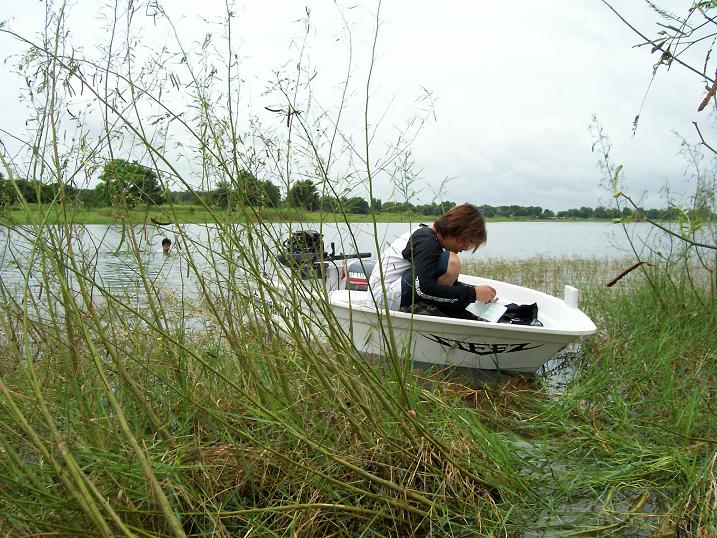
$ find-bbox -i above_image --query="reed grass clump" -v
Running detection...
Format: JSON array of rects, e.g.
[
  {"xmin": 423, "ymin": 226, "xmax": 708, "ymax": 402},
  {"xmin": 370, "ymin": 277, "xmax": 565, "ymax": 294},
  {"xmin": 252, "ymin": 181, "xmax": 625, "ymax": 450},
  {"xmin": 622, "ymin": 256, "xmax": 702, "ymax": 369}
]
[
  {"xmin": 490, "ymin": 262, "xmax": 716, "ymax": 536},
  {"xmin": 0, "ymin": 228, "xmax": 527, "ymax": 535}
]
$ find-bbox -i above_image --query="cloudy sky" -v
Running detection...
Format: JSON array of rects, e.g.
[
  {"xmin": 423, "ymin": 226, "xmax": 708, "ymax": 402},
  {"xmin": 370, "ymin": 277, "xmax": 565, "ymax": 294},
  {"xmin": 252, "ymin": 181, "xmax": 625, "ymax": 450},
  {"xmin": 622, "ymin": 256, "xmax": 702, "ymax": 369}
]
[{"xmin": 0, "ymin": 1, "xmax": 712, "ymax": 210}]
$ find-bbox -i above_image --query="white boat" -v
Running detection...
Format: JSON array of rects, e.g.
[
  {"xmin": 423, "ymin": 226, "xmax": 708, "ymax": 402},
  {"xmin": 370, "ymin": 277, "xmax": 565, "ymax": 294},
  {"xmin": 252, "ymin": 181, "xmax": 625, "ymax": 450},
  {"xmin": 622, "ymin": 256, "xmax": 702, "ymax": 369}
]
[
  {"xmin": 255, "ymin": 229, "xmax": 597, "ymax": 373},
  {"xmin": 328, "ymin": 275, "xmax": 596, "ymax": 373}
]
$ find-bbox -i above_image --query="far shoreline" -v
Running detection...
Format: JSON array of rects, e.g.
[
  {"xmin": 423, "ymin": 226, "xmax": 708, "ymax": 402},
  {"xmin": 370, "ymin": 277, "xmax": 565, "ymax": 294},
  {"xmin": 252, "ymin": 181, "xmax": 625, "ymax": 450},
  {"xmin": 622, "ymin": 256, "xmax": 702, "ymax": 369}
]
[{"xmin": 0, "ymin": 204, "xmax": 665, "ymax": 226}]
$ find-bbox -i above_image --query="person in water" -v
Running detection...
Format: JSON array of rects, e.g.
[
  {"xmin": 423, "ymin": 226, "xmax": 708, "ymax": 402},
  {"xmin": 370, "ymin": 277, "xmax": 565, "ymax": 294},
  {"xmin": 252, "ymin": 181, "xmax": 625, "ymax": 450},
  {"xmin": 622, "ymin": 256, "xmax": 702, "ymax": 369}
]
[
  {"xmin": 368, "ymin": 203, "xmax": 496, "ymax": 318},
  {"xmin": 161, "ymin": 237, "xmax": 172, "ymax": 254}
]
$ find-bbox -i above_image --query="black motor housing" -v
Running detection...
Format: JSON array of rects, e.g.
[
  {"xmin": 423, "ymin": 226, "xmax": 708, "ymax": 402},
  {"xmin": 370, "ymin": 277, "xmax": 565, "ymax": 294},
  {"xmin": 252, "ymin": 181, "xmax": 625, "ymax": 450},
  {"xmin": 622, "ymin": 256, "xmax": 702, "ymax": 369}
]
[
  {"xmin": 276, "ymin": 229, "xmax": 374, "ymax": 284},
  {"xmin": 277, "ymin": 230, "xmax": 325, "ymax": 267}
]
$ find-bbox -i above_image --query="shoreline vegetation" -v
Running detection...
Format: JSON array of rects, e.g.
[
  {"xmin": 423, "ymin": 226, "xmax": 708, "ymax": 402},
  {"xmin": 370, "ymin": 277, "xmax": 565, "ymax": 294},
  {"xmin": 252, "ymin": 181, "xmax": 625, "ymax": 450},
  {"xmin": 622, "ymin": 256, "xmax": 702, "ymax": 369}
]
[
  {"xmin": 3, "ymin": 171, "xmax": 712, "ymax": 225},
  {"xmin": 1, "ymin": 203, "xmax": 711, "ymax": 225}
]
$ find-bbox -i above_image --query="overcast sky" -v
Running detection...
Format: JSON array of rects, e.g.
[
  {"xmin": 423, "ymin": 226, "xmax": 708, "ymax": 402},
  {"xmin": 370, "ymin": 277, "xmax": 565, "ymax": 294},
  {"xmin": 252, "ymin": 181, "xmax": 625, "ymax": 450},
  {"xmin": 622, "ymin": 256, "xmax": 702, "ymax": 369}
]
[{"xmin": 0, "ymin": 1, "xmax": 712, "ymax": 210}]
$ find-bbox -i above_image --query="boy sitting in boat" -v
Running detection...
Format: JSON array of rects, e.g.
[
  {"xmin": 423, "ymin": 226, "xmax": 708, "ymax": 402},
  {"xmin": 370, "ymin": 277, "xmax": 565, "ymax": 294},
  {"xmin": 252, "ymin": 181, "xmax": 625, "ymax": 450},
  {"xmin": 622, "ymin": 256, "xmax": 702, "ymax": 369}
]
[{"xmin": 368, "ymin": 203, "xmax": 496, "ymax": 318}]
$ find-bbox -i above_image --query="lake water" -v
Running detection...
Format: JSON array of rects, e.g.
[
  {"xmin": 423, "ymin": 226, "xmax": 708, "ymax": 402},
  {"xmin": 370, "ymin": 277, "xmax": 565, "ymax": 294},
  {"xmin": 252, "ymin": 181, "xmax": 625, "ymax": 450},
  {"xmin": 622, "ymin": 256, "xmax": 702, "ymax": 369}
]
[
  {"xmin": 0, "ymin": 221, "xmax": 668, "ymax": 300},
  {"xmin": 319, "ymin": 221, "xmax": 642, "ymax": 261}
]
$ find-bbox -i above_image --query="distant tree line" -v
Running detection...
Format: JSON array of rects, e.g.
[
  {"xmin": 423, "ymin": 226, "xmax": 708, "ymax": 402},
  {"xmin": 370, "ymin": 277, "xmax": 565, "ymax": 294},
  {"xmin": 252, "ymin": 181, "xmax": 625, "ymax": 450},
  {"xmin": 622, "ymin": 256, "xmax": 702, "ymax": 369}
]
[
  {"xmin": 0, "ymin": 159, "xmax": 166, "ymax": 208},
  {"xmin": 1, "ymin": 159, "xmax": 713, "ymax": 220}
]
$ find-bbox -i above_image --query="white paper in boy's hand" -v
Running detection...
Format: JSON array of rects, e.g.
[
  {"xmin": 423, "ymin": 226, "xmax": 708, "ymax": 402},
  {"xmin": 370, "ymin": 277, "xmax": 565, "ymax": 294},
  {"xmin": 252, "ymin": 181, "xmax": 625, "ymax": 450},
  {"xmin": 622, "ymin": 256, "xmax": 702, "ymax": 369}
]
[{"xmin": 467, "ymin": 301, "xmax": 507, "ymax": 322}]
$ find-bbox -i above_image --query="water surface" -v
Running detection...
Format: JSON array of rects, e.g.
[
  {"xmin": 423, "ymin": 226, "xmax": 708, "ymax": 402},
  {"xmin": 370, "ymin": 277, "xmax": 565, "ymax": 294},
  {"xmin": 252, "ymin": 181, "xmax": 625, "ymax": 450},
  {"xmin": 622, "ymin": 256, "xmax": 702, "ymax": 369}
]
[{"xmin": 0, "ymin": 220, "xmax": 669, "ymax": 299}]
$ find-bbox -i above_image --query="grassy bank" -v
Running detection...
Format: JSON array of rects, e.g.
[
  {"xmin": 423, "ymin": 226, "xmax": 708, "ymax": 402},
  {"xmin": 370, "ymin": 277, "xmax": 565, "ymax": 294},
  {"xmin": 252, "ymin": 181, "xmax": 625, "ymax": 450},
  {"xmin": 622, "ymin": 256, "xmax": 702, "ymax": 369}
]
[{"xmin": 0, "ymin": 225, "xmax": 714, "ymax": 536}]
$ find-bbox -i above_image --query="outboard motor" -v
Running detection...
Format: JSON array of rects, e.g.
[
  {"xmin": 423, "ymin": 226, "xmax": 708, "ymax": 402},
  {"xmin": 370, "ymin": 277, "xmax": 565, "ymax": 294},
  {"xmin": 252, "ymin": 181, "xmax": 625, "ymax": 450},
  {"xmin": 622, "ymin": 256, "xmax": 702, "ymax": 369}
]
[
  {"xmin": 276, "ymin": 229, "xmax": 374, "ymax": 285},
  {"xmin": 277, "ymin": 230, "xmax": 327, "ymax": 280},
  {"xmin": 345, "ymin": 259, "xmax": 376, "ymax": 291}
]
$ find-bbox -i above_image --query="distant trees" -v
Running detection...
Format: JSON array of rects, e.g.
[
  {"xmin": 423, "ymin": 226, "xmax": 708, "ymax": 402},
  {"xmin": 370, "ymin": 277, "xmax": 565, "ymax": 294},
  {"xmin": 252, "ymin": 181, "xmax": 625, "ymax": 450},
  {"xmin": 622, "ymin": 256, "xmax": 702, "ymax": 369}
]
[
  {"xmin": 319, "ymin": 195, "xmax": 371, "ymax": 214},
  {"xmin": 97, "ymin": 159, "xmax": 164, "ymax": 206},
  {"xmin": 1, "ymin": 159, "xmax": 711, "ymax": 222},
  {"xmin": 417, "ymin": 201, "xmax": 456, "ymax": 215},
  {"xmin": 287, "ymin": 180, "xmax": 320, "ymax": 210},
  {"xmin": 556, "ymin": 206, "xmax": 626, "ymax": 219},
  {"xmin": 209, "ymin": 172, "xmax": 280, "ymax": 209},
  {"xmin": 0, "ymin": 171, "xmax": 9, "ymax": 208},
  {"xmin": 210, "ymin": 180, "xmax": 235, "ymax": 209},
  {"xmin": 0, "ymin": 177, "xmax": 63, "ymax": 206},
  {"xmin": 233, "ymin": 170, "xmax": 280, "ymax": 208},
  {"xmin": 319, "ymin": 195, "xmax": 338, "ymax": 212},
  {"xmin": 381, "ymin": 201, "xmax": 456, "ymax": 215},
  {"xmin": 344, "ymin": 196, "xmax": 370, "ymax": 214},
  {"xmin": 479, "ymin": 205, "xmax": 544, "ymax": 218},
  {"xmin": 260, "ymin": 181, "xmax": 281, "ymax": 208}
]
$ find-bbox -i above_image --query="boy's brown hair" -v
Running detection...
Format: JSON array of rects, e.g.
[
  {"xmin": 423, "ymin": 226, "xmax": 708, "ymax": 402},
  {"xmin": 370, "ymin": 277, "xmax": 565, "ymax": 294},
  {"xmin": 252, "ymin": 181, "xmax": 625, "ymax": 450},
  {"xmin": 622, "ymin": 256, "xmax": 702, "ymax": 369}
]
[{"xmin": 433, "ymin": 203, "xmax": 487, "ymax": 252}]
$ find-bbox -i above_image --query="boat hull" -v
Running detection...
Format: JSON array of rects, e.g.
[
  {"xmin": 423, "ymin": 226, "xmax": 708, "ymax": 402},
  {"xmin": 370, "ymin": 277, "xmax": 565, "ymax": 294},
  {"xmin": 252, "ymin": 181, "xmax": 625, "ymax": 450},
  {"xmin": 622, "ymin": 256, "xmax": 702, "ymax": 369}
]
[{"xmin": 329, "ymin": 275, "xmax": 597, "ymax": 372}]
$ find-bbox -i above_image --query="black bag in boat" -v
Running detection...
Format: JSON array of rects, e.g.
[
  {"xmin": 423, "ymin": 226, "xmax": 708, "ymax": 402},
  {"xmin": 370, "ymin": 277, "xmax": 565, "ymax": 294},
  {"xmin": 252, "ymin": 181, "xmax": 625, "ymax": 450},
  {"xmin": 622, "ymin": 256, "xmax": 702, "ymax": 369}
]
[{"xmin": 498, "ymin": 302, "xmax": 542, "ymax": 326}]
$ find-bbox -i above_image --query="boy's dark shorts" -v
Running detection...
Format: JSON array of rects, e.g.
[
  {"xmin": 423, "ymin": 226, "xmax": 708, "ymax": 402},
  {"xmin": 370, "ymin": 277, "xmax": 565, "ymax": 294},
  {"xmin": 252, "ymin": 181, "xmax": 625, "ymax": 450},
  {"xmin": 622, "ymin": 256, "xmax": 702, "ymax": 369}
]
[{"xmin": 400, "ymin": 250, "xmax": 450, "ymax": 308}]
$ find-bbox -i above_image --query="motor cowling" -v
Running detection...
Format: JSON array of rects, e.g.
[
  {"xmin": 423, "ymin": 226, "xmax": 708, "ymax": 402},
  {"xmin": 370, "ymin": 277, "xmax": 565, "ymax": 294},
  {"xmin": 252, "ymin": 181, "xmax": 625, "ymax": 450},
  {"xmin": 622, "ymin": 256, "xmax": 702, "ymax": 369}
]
[
  {"xmin": 277, "ymin": 230, "xmax": 325, "ymax": 266},
  {"xmin": 345, "ymin": 259, "xmax": 376, "ymax": 291},
  {"xmin": 277, "ymin": 230, "xmax": 327, "ymax": 280}
]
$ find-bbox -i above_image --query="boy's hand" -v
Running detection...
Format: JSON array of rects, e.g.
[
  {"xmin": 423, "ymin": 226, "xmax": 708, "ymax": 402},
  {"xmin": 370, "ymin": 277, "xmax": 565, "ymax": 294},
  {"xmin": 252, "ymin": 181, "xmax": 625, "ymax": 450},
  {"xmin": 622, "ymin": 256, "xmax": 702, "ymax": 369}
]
[{"xmin": 474, "ymin": 285, "xmax": 497, "ymax": 303}]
